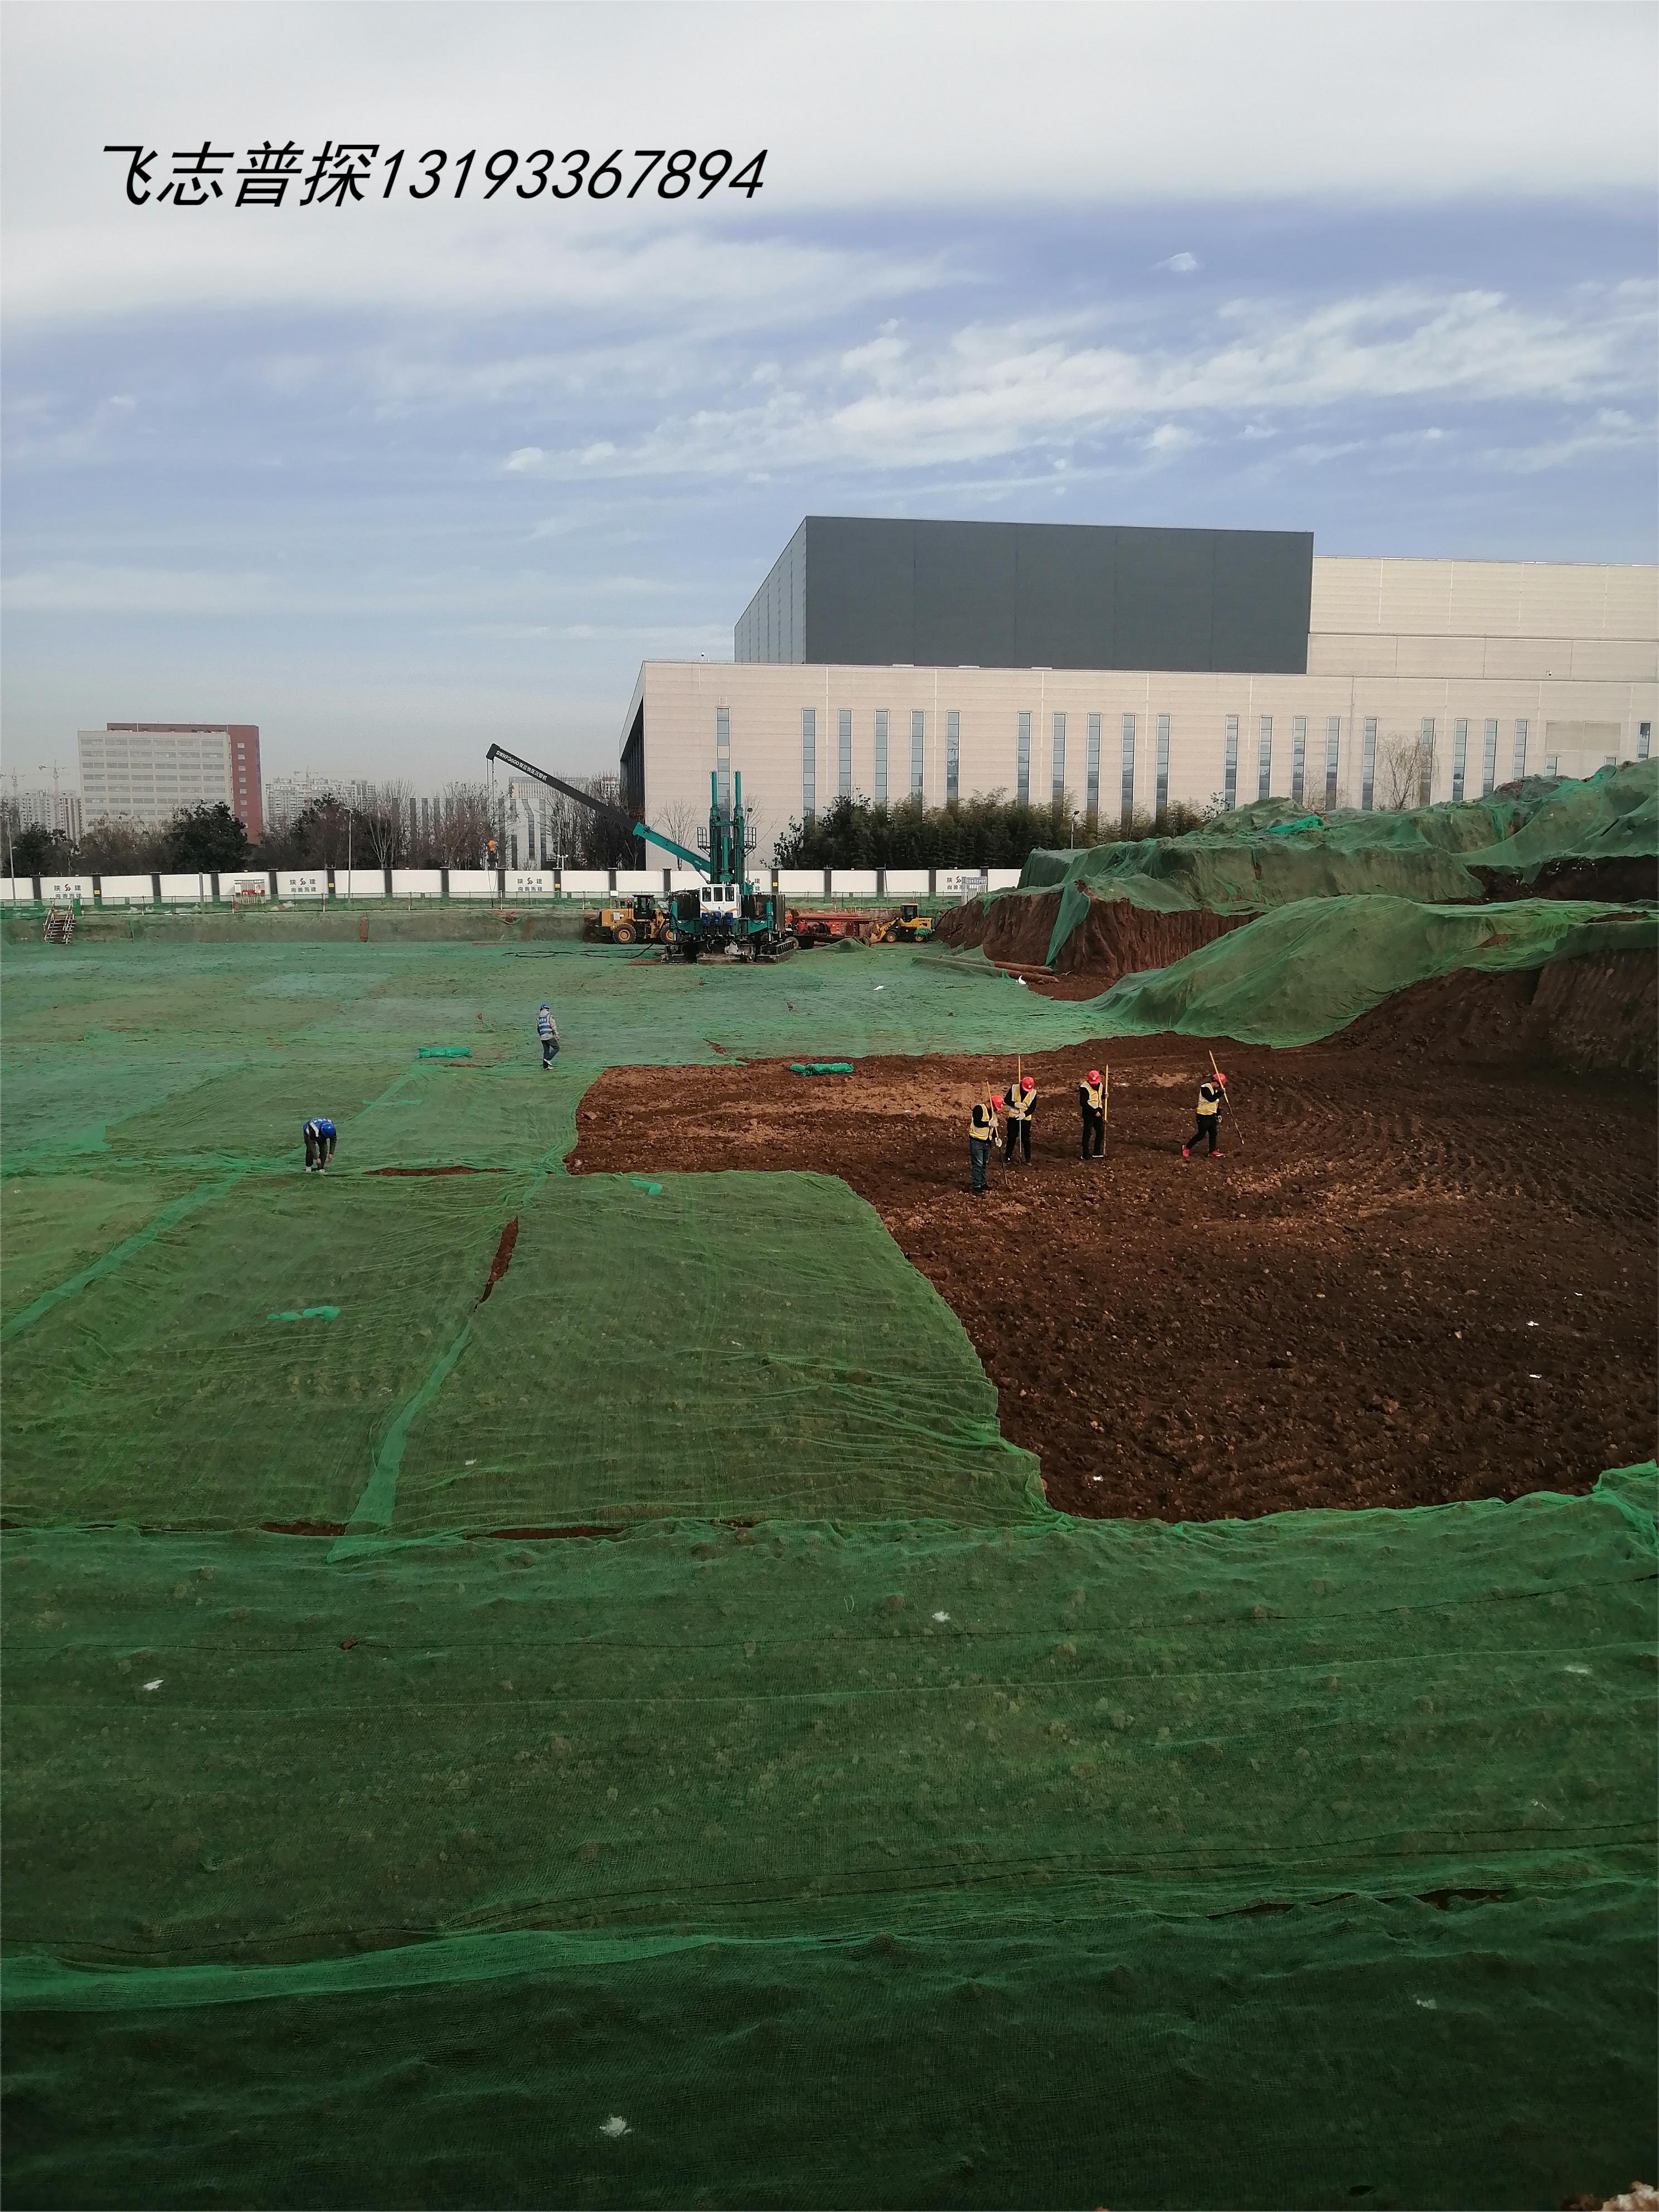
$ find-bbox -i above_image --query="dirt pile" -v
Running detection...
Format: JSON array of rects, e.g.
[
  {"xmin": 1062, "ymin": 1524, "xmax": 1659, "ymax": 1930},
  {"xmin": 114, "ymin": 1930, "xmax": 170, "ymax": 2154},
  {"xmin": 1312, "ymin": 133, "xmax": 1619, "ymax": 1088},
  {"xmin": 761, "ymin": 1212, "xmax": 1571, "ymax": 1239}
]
[
  {"xmin": 934, "ymin": 889, "xmax": 1245, "ymax": 992},
  {"xmin": 1333, "ymin": 949, "xmax": 1657, "ymax": 1076},
  {"xmin": 1474, "ymin": 856, "xmax": 1659, "ymax": 904},
  {"xmin": 573, "ymin": 1040, "xmax": 1656, "ymax": 1524}
]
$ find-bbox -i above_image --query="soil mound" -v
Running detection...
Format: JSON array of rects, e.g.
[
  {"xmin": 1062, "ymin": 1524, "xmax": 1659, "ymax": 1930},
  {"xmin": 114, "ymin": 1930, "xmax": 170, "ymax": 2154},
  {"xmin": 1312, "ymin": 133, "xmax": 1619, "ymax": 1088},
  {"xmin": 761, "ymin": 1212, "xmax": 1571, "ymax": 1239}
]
[
  {"xmin": 1473, "ymin": 856, "xmax": 1659, "ymax": 905},
  {"xmin": 1331, "ymin": 949, "xmax": 1657, "ymax": 1076},
  {"xmin": 935, "ymin": 889, "xmax": 1245, "ymax": 990}
]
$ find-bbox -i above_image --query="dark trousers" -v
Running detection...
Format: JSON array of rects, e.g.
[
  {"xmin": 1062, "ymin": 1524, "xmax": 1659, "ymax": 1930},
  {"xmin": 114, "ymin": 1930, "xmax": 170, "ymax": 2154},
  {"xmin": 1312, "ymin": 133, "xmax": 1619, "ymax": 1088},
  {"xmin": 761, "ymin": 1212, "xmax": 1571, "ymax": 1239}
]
[
  {"xmin": 541, "ymin": 1036, "xmax": 559, "ymax": 1067},
  {"xmin": 1187, "ymin": 1114, "xmax": 1220, "ymax": 1154},
  {"xmin": 1080, "ymin": 1107, "xmax": 1104, "ymax": 1158},
  {"xmin": 969, "ymin": 1136, "xmax": 992, "ymax": 1192},
  {"xmin": 1003, "ymin": 1117, "xmax": 1030, "ymax": 1163},
  {"xmin": 304, "ymin": 1128, "xmax": 336, "ymax": 1169}
]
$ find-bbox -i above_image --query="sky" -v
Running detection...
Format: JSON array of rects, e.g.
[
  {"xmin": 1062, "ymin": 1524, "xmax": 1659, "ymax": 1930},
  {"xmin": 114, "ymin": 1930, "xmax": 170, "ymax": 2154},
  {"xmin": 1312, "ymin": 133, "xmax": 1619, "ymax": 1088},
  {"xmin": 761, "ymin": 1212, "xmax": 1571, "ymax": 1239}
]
[{"xmin": 2, "ymin": 0, "xmax": 1655, "ymax": 793}]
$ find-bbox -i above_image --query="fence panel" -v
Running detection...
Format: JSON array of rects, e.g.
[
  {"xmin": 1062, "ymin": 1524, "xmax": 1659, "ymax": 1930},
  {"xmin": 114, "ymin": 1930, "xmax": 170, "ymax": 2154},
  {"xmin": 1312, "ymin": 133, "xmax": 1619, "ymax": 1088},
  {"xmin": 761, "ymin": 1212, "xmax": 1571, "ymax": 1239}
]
[
  {"xmin": 447, "ymin": 870, "xmax": 496, "ymax": 899},
  {"xmin": 390, "ymin": 870, "xmax": 443, "ymax": 898},
  {"xmin": 335, "ymin": 869, "xmax": 386, "ymax": 899},
  {"xmin": 884, "ymin": 869, "xmax": 930, "ymax": 898},
  {"xmin": 560, "ymin": 870, "xmax": 610, "ymax": 897},
  {"xmin": 828, "ymin": 870, "xmax": 879, "ymax": 898},
  {"xmin": 98, "ymin": 874, "xmax": 156, "ymax": 904},
  {"xmin": 276, "ymin": 871, "xmax": 328, "ymax": 900}
]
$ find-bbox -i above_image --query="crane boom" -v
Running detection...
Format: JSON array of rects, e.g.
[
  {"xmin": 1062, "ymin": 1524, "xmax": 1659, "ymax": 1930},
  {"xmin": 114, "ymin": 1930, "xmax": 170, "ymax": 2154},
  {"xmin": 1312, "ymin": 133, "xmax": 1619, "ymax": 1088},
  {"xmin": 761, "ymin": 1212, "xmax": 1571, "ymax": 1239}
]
[{"xmin": 484, "ymin": 743, "xmax": 711, "ymax": 877}]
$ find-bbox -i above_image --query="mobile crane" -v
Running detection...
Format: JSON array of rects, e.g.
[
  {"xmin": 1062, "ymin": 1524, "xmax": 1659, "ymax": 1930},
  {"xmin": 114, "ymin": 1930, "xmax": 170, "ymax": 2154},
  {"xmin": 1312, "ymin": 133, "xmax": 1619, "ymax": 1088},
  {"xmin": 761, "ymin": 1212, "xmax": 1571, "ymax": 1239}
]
[{"xmin": 484, "ymin": 744, "xmax": 794, "ymax": 962}]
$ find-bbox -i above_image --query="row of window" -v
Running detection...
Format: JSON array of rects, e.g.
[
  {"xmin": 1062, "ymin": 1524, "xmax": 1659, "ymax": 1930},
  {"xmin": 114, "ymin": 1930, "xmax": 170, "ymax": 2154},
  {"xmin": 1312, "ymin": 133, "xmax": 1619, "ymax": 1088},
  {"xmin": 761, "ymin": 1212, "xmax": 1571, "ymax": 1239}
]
[{"xmin": 790, "ymin": 711, "xmax": 1655, "ymax": 822}]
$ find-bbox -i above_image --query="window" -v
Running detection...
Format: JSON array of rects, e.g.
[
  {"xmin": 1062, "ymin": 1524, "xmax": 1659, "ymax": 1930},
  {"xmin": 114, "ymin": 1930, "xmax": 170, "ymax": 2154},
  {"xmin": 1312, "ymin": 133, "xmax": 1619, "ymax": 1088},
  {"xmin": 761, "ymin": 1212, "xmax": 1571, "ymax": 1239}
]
[
  {"xmin": 1639, "ymin": 721, "xmax": 1652, "ymax": 761},
  {"xmin": 1289, "ymin": 716, "xmax": 1306, "ymax": 806},
  {"xmin": 1051, "ymin": 712, "xmax": 1066, "ymax": 805},
  {"xmin": 910, "ymin": 710, "xmax": 925, "ymax": 801},
  {"xmin": 1257, "ymin": 715, "xmax": 1273, "ymax": 802},
  {"xmin": 1086, "ymin": 714, "xmax": 1102, "ymax": 822},
  {"xmin": 1324, "ymin": 717, "xmax": 1341, "ymax": 808},
  {"xmin": 1120, "ymin": 714, "xmax": 1136, "ymax": 825},
  {"xmin": 1156, "ymin": 714, "xmax": 1171, "ymax": 816},
  {"xmin": 944, "ymin": 711, "xmax": 959, "ymax": 806},
  {"xmin": 1360, "ymin": 718, "xmax": 1378, "ymax": 811},
  {"xmin": 716, "ymin": 706, "xmax": 731, "ymax": 818},
  {"xmin": 875, "ymin": 711, "xmax": 889, "ymax": 803},
  {"xmin": 837, "ymin": 709, "xmax": 852, "ymax": 799},
  {"xmin": 1016, "ymin": 711, "xmax": 1031, "ymax": 804},
  {"xmin": 1481, "ymin": 718, "xmax": 1498, "ymax": 797},
  {"xmin": 801, "ymin": 707, "xmax": 816, "ymax": 823},
  {"xmin": 1545, "ymin": 755, "xmax": 1559, "ymax": 775},
  {"xmin": 1512, "ymin": 719, "xmax": 1529, "ymax": 782},
  {"xmin": 1224, "ymin": 716, "xmax": 1239, "ymax": 809},
  {"xmin": 1452, "ymin": 719, "xmax": 1468, "ymax": 802},
  {"xmin": 1419, "ymin": 717, "xmax": 1435, "ymax": 806}
]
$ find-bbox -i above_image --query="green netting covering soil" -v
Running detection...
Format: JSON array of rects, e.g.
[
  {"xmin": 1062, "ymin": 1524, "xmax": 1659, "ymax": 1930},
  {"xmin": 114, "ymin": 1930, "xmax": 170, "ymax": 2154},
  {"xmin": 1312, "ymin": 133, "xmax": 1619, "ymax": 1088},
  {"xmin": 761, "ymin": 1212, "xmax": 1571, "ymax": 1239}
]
[
  {"xmin": 3, "ymin": 930, "xmax": 1655, "ymax": 2208},
  {"xmin": 1086, "ymin": 896, "xmax": 1659, "ymax": 1048},
  {"xmin": 1007, "ymin": 760, "xmax": 1658, "ymax": 968}
]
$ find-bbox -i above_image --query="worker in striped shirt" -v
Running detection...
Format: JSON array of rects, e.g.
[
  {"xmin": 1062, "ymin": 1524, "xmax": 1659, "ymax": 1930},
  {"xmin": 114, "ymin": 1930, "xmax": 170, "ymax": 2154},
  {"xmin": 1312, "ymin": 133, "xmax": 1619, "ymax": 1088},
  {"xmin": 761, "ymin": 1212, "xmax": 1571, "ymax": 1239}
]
[{"xmin": 536, "ymin": 1003, "xmax": 560, "ymax": 1070}]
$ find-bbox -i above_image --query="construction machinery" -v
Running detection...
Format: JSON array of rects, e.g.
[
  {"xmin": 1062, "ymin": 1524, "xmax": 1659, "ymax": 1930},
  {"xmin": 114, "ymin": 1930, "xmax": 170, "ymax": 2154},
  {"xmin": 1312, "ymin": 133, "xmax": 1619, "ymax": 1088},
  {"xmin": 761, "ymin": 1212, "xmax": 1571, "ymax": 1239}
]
[
  {"xmin": 869, "ymin": 905, "xmax": 935, "ymax": 944},
  {"xmin": 484, "ymin": 745, "xmax": 794, "ymax": 962},
  {"xmin": 583, "ymin": 894, "xmax": 670, "ymax": 947}
]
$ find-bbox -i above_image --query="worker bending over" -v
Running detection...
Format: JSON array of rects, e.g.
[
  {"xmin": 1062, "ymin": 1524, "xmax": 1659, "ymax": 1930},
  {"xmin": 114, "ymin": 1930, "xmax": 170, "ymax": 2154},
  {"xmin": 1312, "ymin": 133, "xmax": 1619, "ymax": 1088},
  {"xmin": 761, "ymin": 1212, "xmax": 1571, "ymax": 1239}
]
[
  {"xmin": 536, "ymin": 1003, "xmax": 560, "ymax": 1069},
  {"xmin": 1182, "ymin": 1071, "xmax": 1227, "ymax": 1159},
  {"xmin": 1003, "ymin": 1073, "xmax": 1036, "ymax": 1164},
  {"xmin": 969, "ymin": 1093, "xmax": 1002, "ymax": 1196},
  {"xmin": 1078, "ymin": 1068, "xmax": 1105, "ymax": 1160},
  {"xmin": 303, "ymin": 1116, "xmax": 337, "ymax": 1172}
]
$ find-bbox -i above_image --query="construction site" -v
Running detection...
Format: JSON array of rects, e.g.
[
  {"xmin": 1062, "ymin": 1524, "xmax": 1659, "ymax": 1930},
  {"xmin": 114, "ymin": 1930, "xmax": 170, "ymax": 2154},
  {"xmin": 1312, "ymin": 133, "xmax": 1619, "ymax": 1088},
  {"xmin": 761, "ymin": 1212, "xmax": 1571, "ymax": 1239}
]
[{"xmin": 2, "ymin": 759, "xmax": 1656, "ymax": 2209}]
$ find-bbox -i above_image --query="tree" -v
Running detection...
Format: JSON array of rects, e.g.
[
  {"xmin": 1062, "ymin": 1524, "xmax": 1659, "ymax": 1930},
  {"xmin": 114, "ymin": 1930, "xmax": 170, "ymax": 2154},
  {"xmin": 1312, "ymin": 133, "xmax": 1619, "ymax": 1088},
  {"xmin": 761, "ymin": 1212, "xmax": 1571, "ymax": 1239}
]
[
  {"xmin": 7, "ymin": 822, "xmax": 72, "ymax": 875},
  {"xmin": 79, "ymin": 816, "xmax": 166, "ymax": 872},
  {"xmin": 1379, "ymin": 733, "xmax": 1434, "ymax": 812},
  {"xmin": 161, "ymin": 802, "xmax": 250, "ymax": 871},
  {"xmin": 357, "ymin": 779, "xmax": 413, "ymax": 868}
]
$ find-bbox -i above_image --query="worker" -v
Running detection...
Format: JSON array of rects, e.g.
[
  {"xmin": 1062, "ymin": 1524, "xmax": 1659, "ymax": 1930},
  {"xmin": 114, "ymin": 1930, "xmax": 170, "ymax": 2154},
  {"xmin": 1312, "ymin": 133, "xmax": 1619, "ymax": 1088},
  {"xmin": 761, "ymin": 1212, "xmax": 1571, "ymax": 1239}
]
[
  {"xmin": 1003, "ymin": 1073, "xmax": 1036, "ymax": 1164},
  {"xmin": 969, "ymin": 1093, "xmax": 1001, "ymax": 1196},
  {"xmin": 1078, "ymin": 1068, "xmax": 1105, "ymax": 1160},
  {"xmin": 536, "ymin": 1002, "xmax": 560, "ymax": 1069},
  {"xmin": 1182, "ymin": 1070, "xmax": 1227, "ymax": 1159},
  {"xmin": 302, "ymin": 1116, "xmax": 337, "ymax": 1172}
]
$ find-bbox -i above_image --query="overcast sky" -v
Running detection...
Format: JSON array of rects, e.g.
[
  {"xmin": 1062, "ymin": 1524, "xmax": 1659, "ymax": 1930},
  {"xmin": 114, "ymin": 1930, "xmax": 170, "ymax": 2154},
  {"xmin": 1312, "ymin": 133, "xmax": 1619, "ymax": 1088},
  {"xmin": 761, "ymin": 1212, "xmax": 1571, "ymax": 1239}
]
[{"xmin": 3, "ymin": 0, "xmax": 1655, "ymax": 792}]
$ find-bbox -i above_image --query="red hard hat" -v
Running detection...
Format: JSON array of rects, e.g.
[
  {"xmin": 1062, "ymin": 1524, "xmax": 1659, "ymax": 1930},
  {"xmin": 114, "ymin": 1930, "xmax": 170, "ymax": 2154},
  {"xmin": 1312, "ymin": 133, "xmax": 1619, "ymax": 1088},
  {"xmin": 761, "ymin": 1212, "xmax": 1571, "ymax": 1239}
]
[
  {"xmin": 991, "ymin": 1094, "xmax": 1004, "ymax": 1110},
  {"xmin": 1021, "ymin": 1075, "xmax": 1034, "ymax": 1091},
  {"xmin": 1214, "ymin": 1070, "xmax": 1228, "ymax": 1084},
  {"xmin": 1087, "ymin": 1069, "xmax": 1100, "ymax": 1085}
]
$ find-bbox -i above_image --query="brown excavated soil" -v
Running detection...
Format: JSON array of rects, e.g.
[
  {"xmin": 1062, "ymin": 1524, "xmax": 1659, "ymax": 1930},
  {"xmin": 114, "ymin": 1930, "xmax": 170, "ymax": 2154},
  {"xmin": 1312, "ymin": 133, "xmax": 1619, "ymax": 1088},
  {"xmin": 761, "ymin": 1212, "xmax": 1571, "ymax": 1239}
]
[
  {"xmin": 572, "ymin": 1037, "xmax": 1656, "ymax": 1523},
  {"xmin": 1332, "ymin": 950, "xmax": 1658, "ymax": 1078},
  {"xmin": 933, "ymin": 889, "xmax": 1247, "ymax": 992}
]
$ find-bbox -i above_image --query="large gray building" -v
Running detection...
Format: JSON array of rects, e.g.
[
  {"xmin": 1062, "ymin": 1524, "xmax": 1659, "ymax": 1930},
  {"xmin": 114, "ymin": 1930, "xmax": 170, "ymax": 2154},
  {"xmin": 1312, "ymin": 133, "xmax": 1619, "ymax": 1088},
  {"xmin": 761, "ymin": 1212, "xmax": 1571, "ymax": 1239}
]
[
  {"xmin": 622, "ymin": 517, "xmax": 1656, "ymax": 865},
  {"xmin": 735, "ymin": 517, "xmax": 1316, "ymax": 676}
]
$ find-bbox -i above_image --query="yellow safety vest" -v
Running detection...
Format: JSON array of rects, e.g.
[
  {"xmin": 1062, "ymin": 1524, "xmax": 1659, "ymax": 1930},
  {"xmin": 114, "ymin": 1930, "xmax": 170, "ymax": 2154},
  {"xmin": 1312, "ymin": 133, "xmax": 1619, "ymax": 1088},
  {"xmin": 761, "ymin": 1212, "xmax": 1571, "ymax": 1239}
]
[
  {"xmin": 1082, "ymin": 1081, "xmax": 1103, "ymax": 1111},
  {"xmin": 1008, "ymin": 1087, "xmax": 1035, "ymax": 1121},
  {"xmin": 970, "ymin": 1105, "xmax": 995, "ymax": 1140},
  {"xmin": 1197, "ymin": 1083, "xmax": 1222, "ymax": 1116}
]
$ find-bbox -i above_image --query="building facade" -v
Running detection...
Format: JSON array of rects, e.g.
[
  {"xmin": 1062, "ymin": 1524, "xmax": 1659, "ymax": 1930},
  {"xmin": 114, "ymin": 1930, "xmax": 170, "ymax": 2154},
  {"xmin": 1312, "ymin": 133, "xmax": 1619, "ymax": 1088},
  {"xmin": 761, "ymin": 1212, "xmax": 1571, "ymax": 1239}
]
[
  {"xmin": 625, "ymin": 531, "xmax": 1657, "ymax": 860},
  {"xmin": 7, "ymin": 786, "xmax": 84, "ymax": 843},
  {"xmin": 77, "ymin": 723, "xmax": 263, "ymax": 840}
]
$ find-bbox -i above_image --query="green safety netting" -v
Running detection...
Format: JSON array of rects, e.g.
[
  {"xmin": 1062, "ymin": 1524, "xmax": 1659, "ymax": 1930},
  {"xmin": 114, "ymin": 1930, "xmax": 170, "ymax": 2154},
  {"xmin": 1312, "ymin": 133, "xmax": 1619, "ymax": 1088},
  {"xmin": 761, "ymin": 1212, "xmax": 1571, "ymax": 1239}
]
[
  {"xmin": 3, "ymin": 929, "xmax": 1656, "ymax": 2209},
  {"xmin": 1086, "ymin": 896, "xmax": 1658, "ymax": 1048},
  {"xmin": 1008, "ymin": 760, "xmax": 1658, "ymax": 967}
]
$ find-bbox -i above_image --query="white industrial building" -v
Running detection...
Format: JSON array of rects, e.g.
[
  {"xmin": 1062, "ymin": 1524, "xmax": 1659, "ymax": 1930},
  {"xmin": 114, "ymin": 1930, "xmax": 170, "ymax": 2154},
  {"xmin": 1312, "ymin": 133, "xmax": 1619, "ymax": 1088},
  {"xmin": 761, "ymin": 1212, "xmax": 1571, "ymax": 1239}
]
[{"xmin": 619, "ymin": 525, "xmax": 1657, "ymax": 861}]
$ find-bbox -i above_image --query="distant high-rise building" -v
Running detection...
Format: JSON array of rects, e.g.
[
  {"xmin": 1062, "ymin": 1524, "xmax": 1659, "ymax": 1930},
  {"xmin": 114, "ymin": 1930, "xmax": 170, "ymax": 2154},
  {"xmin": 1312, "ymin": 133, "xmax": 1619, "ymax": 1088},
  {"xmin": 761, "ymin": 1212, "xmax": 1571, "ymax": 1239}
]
[
  {"xmin": 77, "ymin": 724, "xmax": 262, "ymax": 840},
  {"xmin": 264, "ymin": 770, "xmax": 375, "ymax": 831},
  {"xmin": 8, "ymin": 787, "xmax": 84, "ymax": 842}
]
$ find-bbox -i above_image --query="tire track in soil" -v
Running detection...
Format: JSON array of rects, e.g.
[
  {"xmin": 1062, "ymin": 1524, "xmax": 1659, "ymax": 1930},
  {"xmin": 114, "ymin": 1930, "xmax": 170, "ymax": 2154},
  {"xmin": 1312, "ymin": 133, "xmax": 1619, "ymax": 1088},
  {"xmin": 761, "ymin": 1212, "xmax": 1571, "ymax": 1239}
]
[{"xmin": 571, "ymin": 1036, "xmax": 1657, "ymax": 1523}]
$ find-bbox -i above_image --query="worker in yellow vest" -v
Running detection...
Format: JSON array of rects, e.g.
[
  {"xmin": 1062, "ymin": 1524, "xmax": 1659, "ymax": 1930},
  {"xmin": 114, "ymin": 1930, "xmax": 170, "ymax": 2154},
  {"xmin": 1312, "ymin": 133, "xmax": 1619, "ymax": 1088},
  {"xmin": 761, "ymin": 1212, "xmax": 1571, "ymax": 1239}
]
[
  {"xmin": 1078, "ymin": 1068, "xmax": 1105, "ymax": 1160},
  {"xmin": 969, "ymin": 1093, "xmax": 1001, "ymax": 1196},
  {"xmin": 1182, "ymin": 1070, "xmax": 1227, "ymax": 1159},
  {"xmin": 1003, "ymin": 1073, "xmax": 1036, "ymax": 1165}
]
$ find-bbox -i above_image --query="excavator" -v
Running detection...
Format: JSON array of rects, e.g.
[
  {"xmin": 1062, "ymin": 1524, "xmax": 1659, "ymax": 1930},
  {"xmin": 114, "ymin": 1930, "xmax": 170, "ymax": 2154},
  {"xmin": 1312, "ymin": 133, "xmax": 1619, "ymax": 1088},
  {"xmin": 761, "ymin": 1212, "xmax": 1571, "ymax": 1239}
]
[{"xmin": 483, "ymin": 745, "xmax": 795, "ymax": 963}]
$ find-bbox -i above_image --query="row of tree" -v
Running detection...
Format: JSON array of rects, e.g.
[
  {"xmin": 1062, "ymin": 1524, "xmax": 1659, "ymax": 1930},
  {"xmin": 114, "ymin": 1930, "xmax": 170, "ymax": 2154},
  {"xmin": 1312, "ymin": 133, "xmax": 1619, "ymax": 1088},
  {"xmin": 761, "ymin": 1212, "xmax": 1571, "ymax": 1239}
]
[
  {"xmin": 2, "ymin": 774, "xmax": 636, "ymax": 878},
  {"xmin": 772, "ymin": 791, "xmax": 1212, "ymax": 868}
]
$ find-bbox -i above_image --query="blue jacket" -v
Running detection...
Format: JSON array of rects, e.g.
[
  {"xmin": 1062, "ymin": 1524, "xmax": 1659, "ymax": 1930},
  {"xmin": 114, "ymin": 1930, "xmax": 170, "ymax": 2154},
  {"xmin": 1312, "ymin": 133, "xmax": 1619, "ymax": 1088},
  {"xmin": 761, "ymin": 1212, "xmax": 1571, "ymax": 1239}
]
[{"xmin": 305, "ymin": 1118, "xmax": 337, "ymax": 1139}]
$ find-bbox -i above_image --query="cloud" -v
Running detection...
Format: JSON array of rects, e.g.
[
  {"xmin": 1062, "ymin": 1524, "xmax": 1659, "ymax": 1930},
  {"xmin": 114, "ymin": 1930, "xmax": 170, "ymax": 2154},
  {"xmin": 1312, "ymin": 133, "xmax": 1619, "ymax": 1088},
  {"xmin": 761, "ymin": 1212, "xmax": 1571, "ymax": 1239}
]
[
  {"xmin": 503, "ymin": 447, "xmax": 545, "ymax": 474},
  {"xmin": 1481, "ymin": 407, "xmax": 1656, "ymax": 474},
  {"xmin": 520, "ymin": 283, "xmax": 1656, "ymax": 481},
  {"xmin": 1157, "ymin": 252, "xmax": 1200, "ymax": 274}
]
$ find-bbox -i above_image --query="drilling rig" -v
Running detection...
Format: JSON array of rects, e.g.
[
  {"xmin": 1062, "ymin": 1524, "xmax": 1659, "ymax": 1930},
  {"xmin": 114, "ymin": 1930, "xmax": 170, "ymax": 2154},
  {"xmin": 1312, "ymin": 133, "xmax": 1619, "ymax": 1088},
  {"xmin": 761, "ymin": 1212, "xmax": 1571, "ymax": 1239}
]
[{"xmin": 484, "ymin": 745, "xmax": 794, "ymax": 962}]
